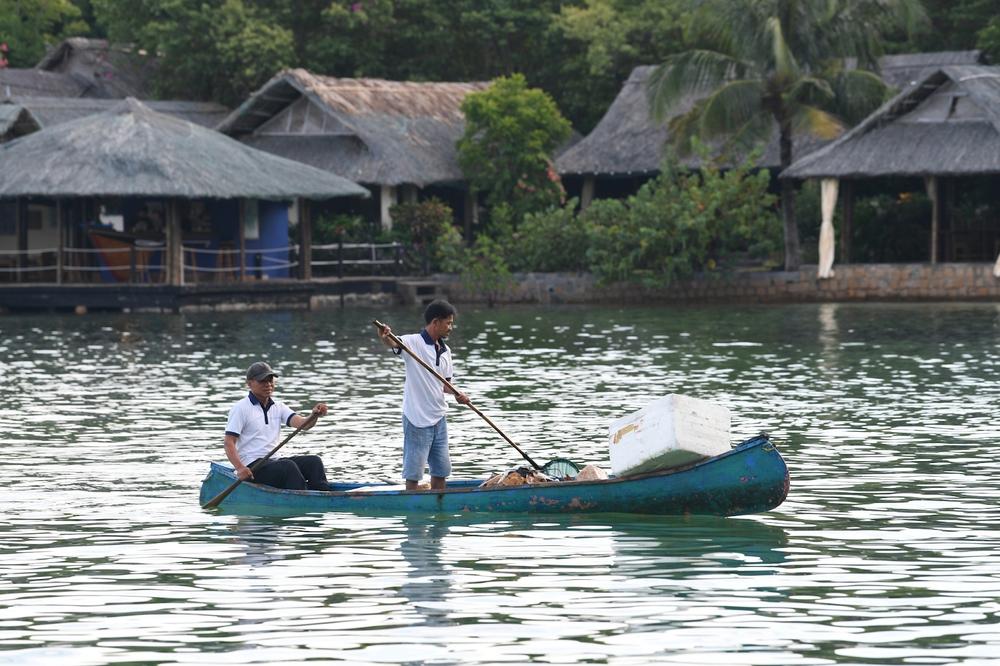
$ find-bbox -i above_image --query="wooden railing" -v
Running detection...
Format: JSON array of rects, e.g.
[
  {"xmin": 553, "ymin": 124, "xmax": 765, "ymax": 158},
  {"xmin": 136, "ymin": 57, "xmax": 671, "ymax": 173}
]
[{"xmin": 0, "ymin": 241, "xmax": 407, "ymax": 284}]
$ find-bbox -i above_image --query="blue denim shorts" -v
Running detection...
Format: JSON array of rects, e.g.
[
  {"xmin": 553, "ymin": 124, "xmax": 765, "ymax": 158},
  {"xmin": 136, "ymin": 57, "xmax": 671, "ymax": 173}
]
[{"xmin": 402, "ymin": 415, "xmax": 451, "ymax": 481}]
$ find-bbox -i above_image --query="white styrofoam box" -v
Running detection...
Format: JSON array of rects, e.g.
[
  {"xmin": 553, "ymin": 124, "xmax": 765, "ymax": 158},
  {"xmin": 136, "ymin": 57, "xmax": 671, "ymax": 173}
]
[{"xmin": 608, "ymin": 394, "xmax": 732, "ymax": 477}]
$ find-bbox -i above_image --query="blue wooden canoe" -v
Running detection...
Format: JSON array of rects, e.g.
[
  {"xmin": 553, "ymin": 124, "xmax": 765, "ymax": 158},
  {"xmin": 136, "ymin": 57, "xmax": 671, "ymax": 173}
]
[{"xmin": 199, "ymin": 434, "xmax": 789, "ymax": 516}]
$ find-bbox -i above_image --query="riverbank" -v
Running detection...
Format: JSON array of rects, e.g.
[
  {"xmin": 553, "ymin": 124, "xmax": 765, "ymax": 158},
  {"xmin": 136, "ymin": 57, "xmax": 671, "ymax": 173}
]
[
  {"xmin": 441, "ymin": 262, "xmax": 1000, "ymax": 305},
  {"xmin": 2, "ymin": 262, "xmax": 996, "ymax": 313}
]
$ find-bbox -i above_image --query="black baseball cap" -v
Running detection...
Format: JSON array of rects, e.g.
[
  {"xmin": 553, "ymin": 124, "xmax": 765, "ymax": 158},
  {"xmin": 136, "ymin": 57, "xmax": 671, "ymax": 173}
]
[{"xmin": 246, "ymin": 361, "xmax": 277, "ymax": 381}]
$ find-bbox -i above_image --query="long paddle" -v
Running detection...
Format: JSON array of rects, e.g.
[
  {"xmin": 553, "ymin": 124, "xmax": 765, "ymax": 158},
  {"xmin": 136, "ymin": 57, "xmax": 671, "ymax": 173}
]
[
  {"xmin": 202, "ymin": 411, "xmax": 320, "ymax": 509},
  {"xmin": 373, "ymin": 319, "xmax": 542, "ymax": 471}
]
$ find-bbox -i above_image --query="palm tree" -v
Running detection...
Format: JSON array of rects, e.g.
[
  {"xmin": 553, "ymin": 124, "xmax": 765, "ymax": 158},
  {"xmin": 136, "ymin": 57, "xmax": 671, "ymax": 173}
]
[{"xmin": 648, "ymin": 0, "xmax": 926, "ymax": 270}]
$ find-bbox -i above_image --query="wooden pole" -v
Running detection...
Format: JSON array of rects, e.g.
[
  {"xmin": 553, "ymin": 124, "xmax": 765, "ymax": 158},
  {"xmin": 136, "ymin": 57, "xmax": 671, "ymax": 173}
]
[
  {"xmin": 238, "ymin": 199, "xmax": 246, "ymax": 282},
  {"xmin": 463, "ymin": 190, "xmax": 476, "ymax": 243},
  {"xmin": 926, "ymin": 176, "xmax": 939, "ymax": 264},
  {"xmin": 840, "ymin": 180, "xmax": 853, "ymax": 265},
  {"xmin": 15, "ymin": 198, "xmax": 26, "ymax": 283},
  {"xmin": 167, "ymin": 200, "xmax": 184, "ymax": 286},
  {"xmin": 580, "ymin": 175, "xmax": 595, "ymax": 210},
  {"xmin": 56, "ymin": 199, "xmax": 64, "ymax": 284},
  {"xmin": 299, "ymin": 198, "xmax": 312, "ymax": 281}
]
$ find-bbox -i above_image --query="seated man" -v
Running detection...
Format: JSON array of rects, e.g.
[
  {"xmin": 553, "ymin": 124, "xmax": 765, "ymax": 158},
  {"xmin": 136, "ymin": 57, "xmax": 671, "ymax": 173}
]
[{"xmin": 224, "ymin": 361, "xmax": 331, "ymax": 491}]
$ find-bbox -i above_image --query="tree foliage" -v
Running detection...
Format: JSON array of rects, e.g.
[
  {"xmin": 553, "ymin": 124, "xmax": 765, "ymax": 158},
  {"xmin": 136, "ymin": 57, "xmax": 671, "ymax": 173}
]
[
  {"xmin": 583, "ymin": 151, "xmax": 780, "ymax": 285},
  {"xmin": 0, "ymin": 0, "xmax": 88, "ymax": 67},
  {"xmin": 647, "ymin": 0, "xmax": 927, "ymax": 271},
  {"xmin": 458, "ymin": 74, "xmax": 572, "ymax": 221},
  {"xmin": 388, "ymin": 199, "xmax": 458, "ymax": 275},
  {"xmin": 92, "ymin": 0, "xmax": 294, "ymax": 105},
  {"xmin": 550, "ymin": 0, "xmax": 692, "ymax": 129}
]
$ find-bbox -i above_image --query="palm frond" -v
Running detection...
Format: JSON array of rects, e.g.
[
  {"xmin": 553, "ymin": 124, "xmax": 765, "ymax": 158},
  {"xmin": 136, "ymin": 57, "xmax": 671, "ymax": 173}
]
[
  {"xmin": 787, "ymin": 75, "xmax": 834, "ymax": 107},
  {"xmin": 766, "ymin": 16, "xmax": 800, "ymax": 82},
  {"xmin": 792, "ymin": 105, "xmax": 845, "ymax": 141},
  {"xmin": 667, "ymin": 102, "xmax": 709, "ymax": 155},
  {"xmin": 830, "ymin": 68, "xmax": 892, "ymax": 125},
  {"xmin": 719, "ymin": 109, "xmax": 774, "ymax": 157},
  {"xmin": 698, "ymin": 80, "xmax": 765, "ymax": 137},
  {"xmin": 648, "ymin": 50, "xmax": 749, "ymax": 122}
]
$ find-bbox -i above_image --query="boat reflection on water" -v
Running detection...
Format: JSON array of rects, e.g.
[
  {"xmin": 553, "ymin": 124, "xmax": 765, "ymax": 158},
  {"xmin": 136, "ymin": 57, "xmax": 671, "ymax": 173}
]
[{"xmin": 398, "ymin": 515, "xmax": 452, "ymax": 626}]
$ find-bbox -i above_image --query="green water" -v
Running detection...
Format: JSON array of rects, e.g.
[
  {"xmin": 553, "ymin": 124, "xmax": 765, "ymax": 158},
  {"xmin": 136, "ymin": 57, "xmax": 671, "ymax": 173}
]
[{"xmin": 2, "ymin": 303, "xmax": 999, "ymax": 664}]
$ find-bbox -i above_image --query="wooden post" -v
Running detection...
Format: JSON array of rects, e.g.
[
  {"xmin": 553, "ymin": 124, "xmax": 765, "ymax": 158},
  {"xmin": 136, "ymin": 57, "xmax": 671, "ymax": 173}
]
[
  {"xmin": 925, "ymin": 176, "xmax": 939, "ymax": 264},
  {"xmin": 166, "ymin": 200, "xmax": 184, "ymax": 286},
  {"xmin": 839, "ymin": 180, "xmax": 853, "ymax": 265},
  {"xmin": 463, "ymin": 189, "xmax": 478, "ymax": 243},
  {"xmin": 580, "ymin": 175, "xmax": 595, "ymax": 210},
  {"xmin": 944, "ymin": 177, "xmax": 955, "ymax": 261},
  {"xmin": 55, "ymin": 199, "xmax": 64, "ymax": 284},
  {"xmin": 298, "ymin": 198, "xmax": 312, "ymax": 281},
  {"xmin": 379, "ymin": 185, "xmax": 397, "ymax": 231},
  {"xmin": 238, "ymin": 199, "xmax": 246, "ymax": 282},
  {"xmin": 15, "ymin": 198, "xmax": 27, "ymax": 283}
]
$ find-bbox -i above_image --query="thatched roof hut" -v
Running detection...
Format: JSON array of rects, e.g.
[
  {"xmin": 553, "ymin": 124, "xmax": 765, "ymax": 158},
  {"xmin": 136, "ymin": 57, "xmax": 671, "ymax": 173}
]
[
  {"xmin": 35, "ymin": 37, "xmax": 157, "ymax": 99},
  {"xmin": 0, "ymin": 68, "xmax": 90, "ymax": 98},
  {"xmin": 554, "ymin": 66, "xmax": 828, "ymax": 178},
  {"xmin": 556, "ymin": 51, "xmax": 983, "ymax": 179},
  {"xmin": 0, "ymin": 104, "xmax": 31, "ymax": 138},
  {"xmin": 218, "ymin": 69, "xmax": 488, "ymax": 188},
  {"xmin": 0, "ymin": 38, "xmax": 156, "ymax": 100},
  {"xmin": 0, "ymin": 97, "xmax": 368, "ymax": 200},
  {"xmin": 877, "ymin": 50, "xmax": 982, "ymax": 89},
  {"xmin": 782, "ymin": 65, "xmax": 1000, "ymax": 179},
  {"xmin": 0, "ymin": 97, "xmax": 229, "ymax": 142},
  {"xmin": 781, "ymin": 65, "xmax": 1000, "ymax": 276}
]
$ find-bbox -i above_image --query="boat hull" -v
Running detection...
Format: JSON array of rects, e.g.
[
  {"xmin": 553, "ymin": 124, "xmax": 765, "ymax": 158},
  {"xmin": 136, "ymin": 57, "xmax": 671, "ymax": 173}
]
[{"xmin": 199, "ymin": 435, "xmax": 789, "ymax": 516}]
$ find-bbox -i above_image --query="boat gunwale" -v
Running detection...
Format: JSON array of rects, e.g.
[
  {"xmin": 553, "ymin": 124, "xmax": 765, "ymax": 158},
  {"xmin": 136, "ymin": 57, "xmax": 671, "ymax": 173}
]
[{"xmin": 205, "ymin": 434, "xmax": 778, "ymax": 499}]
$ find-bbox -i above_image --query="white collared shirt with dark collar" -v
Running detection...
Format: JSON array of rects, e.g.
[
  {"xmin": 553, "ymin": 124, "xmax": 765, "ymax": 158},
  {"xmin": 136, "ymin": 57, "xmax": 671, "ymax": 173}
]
[
  {"xmin": 225, "ymin": 392, "xmax": 296, "ymax": 464},
  {"xmin": 394, "ymin": 329, "xmax": 454, "ymax": 427}
]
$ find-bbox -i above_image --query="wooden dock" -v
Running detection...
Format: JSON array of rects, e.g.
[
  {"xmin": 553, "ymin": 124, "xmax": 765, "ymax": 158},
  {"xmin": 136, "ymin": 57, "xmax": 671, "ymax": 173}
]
[{"xmin": 0, "ymin": 276, "xmax": 444, "ymax": 313}]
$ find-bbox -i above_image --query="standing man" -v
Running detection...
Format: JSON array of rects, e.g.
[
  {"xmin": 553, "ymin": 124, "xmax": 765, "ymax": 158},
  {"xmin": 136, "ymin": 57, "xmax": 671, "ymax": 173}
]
[
  {"xmin": 224, "ymin": 361, "xmax": 332, "ymax": 491},
  {"xmin": 377, "ymin": 300, "xmax": 470, "ymax": 490}
]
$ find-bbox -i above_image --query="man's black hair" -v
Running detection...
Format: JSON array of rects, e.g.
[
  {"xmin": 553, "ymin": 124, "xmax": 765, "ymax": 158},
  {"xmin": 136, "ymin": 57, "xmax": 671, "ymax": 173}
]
[{"xmin": 424, "ymin": 299, "xmax": 456, "ymax": 323}]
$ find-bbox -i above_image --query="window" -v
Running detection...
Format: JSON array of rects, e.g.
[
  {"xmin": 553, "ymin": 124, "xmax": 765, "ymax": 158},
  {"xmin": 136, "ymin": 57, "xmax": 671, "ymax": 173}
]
[{"xmin": 244, "ymin": 200, "xmax": 260, "ymax": 240}]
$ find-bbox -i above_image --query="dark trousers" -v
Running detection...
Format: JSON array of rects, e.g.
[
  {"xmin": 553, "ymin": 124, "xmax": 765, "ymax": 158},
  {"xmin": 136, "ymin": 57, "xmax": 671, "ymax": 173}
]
[{"xmin": 249, "ymin": 455, "xmax": 331, "ymax": 491}]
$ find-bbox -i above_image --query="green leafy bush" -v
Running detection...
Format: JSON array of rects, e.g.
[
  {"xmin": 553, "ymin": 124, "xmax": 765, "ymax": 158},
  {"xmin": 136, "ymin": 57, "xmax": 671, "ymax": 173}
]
[
  {"xmin": 459, "ymin": 235, "xmax": 513, "ymax": 307},
  {"xmin": 513, "ymin": 199, "xmax": 591, "ymax": 272},
  {"xmin": 458, "ymin": 74, "xmax": 572, "ymax": 222},
  {"xmin": 313, "ymin": 213, "xmax": 370, "ymax": 244},
  {"xmin": 389, "ymin": 199, "xmax": 457, "ymax": 274},
  {"xmin": 851, "ymin": 191, "xmax": 930, "ymax": 262},
  {"xmin": 583, "ymin": 155, "xmax": 780, "ymax": 285}
]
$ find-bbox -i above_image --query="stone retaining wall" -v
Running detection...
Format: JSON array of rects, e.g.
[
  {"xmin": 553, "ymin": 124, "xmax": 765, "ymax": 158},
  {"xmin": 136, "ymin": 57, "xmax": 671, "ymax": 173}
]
[{"xmin": 438, "ymin": 263, "xmax": 1000, "ymax": 304}]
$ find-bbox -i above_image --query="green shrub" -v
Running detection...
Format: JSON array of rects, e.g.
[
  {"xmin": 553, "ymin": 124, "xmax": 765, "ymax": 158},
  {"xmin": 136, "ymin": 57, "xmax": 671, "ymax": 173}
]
[
  {"xmin": 459, "ymin": 235, "xmax": 513, "ymax": 307},
  {"xmin": 389, "ymin": 199, "xmax": 457, "ymax": 274},
  {"xmin": 458, "ymin": 74, "xmax": 572, "ymax": 221},
  {"xmin": 313, "ymin": 213, "xmax": 371, "ymax": 244},
  {"xmin": 583, "ymin": 154, "xmax": 780, "ymax": 285},
  {"xmin": 514, "ymin": 199, "xmax": 591, "ymax": 272},
  {"xmin": 851, "ymin": 191, "xmax": 930, "ymax": 262}
]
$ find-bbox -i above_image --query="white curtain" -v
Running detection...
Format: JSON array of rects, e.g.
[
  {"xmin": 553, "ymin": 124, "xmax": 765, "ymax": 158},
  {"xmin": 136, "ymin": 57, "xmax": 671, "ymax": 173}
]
[{"xmin": 818, "ymin": 178, "xmax": 839, "ymax": 279}]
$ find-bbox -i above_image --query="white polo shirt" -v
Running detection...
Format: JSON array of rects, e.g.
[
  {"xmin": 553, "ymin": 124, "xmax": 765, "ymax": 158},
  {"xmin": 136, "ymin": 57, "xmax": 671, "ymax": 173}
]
[
  {"xmin": 396, "ymin": 330, "xmax": 454, "ymax": 427},
  {"xmin": 225, "ymin": 392, "xmax": 296, "ymax": 465}
]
